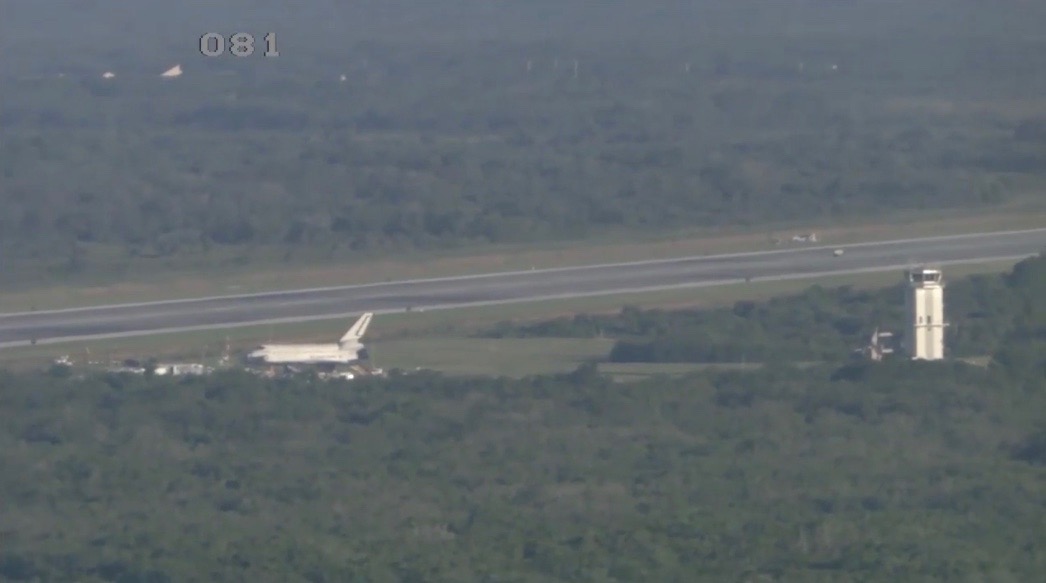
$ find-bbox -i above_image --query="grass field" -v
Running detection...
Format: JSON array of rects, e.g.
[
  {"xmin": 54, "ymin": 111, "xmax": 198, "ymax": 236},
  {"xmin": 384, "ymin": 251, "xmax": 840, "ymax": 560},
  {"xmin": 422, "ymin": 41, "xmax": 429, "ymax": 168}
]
[
  {"xmin": 1, "ymin": 207, "xmax": 1044, "ymax": 313},
  {"xmin": 0, "ymin": 257, "xmax": 1020, "ymax": 374},
  {"xmin": 597, "ymin": 362, "xmax": 760, "ymax": 380},
  {"xmin": 373, "ymin": 337, "xmax": 616, "ymax": 377}
]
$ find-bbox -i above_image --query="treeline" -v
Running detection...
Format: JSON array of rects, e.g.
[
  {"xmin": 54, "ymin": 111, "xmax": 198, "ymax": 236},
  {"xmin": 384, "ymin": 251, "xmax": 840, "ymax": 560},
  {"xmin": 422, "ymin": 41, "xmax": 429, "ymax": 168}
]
[
  {"xmin": 1, "ymin": 333, "xmax": 1044, "ymax": 579},
  {"xmin": 1, "ymin": 1, "xmax": 1045, "ymax": 281},
  {"xmin": 483, "ymin": 254, "xmax": 1046, "ymax": 364}
]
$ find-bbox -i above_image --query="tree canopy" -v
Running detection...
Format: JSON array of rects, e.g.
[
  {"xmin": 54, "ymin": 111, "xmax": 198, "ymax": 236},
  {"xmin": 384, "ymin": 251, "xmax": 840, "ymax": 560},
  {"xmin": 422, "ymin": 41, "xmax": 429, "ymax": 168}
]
[
  {"xmin": 1, "ymin": 255, "xmax": 1045, "ymax": 580},
  {"xmin": 1, "ymin": 1, "xmax": 1044, "ymax": 282}
]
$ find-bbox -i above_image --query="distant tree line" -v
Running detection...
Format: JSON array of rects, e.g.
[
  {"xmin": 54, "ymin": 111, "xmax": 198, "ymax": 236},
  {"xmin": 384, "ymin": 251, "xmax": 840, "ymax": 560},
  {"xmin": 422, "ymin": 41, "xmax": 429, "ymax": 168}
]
[{"xmin": 1, "ymin": 0, "xmax": 1045, "ymax": 282}]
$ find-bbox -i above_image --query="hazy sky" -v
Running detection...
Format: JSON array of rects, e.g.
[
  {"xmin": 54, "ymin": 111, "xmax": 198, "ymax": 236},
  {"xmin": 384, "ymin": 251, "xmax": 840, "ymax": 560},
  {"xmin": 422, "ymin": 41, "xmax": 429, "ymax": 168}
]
[
  {"xmin": 4, "ymin": 1, "xmax": 1037, "ymax": 45},
  {"xmin": 1, "ymin": 1, "xmax": 1042, "ymax": 77}
]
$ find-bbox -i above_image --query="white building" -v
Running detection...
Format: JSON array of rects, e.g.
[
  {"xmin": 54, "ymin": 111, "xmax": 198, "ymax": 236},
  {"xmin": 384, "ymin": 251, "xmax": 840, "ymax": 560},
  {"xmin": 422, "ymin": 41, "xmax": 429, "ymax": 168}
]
[
  {"xmin": 154, "ymin": 363, "xmax": 208, "ymax": 376},
  {"xmin": 903, "ymin": 267, "xmax": 946, "ymax": 360}
]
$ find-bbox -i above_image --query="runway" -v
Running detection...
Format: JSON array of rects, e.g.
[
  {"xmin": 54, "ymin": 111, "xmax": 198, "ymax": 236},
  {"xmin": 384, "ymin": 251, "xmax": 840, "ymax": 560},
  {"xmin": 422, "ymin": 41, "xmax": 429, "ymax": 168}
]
[{"xmin": 1, "ymin": 229, "xmax": 1043, "ymax": 348}]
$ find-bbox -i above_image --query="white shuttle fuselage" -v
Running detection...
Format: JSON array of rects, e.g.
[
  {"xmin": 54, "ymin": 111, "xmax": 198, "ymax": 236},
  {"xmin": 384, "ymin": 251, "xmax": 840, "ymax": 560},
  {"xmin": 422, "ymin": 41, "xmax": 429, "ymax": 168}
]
[{"xmin": 247, "ymin": 313, "xmax": 372, "ymax": 365}]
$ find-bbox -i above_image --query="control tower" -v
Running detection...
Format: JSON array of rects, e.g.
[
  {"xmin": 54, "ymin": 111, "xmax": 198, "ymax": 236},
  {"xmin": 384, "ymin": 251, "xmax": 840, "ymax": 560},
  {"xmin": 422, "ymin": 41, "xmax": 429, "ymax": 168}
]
[{"xmin": 903, "ymin": 267, "xmax": 946, "ymax": 360}]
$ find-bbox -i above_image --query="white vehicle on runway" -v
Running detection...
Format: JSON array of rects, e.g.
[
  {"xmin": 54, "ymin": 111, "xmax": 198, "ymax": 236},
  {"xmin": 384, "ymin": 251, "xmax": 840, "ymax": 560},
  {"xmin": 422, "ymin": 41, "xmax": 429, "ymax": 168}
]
[
  {"xmin": 833, "ymin": 248, "xmax": 845, "ymax": 257},
  {"xmin": 247, "ymin": 313, "xmax": 372, "ymax": 366}
]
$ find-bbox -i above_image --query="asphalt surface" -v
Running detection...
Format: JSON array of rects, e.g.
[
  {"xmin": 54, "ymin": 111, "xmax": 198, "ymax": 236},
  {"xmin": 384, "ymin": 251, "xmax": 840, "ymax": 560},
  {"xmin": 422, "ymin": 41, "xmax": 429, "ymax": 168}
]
[{"xmin": 1, "ymin": 229, "xmax": 1043, "ymax": 348}]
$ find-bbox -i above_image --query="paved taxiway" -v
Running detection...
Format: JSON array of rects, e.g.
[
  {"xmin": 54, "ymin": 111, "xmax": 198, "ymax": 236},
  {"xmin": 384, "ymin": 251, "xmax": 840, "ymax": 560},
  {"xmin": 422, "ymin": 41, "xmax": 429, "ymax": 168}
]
[{"xmin": 1, "ymin": 229, "xmax": 1043, "ymax": 348}]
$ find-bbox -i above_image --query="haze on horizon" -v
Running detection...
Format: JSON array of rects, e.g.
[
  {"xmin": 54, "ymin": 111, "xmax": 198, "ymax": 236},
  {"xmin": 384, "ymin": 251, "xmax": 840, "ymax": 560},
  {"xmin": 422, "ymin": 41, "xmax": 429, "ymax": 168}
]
[{"xmin": 2, "ymin": 0, "xmax": 1044, "ymax": 76}]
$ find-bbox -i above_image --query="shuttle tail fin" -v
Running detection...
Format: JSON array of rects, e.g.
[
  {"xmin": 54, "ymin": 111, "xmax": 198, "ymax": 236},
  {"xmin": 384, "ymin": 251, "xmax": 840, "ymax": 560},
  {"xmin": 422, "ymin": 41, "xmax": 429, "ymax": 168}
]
[{"xmin": 339, "ymin": 313, "xmax": 373, "ymax": 345}]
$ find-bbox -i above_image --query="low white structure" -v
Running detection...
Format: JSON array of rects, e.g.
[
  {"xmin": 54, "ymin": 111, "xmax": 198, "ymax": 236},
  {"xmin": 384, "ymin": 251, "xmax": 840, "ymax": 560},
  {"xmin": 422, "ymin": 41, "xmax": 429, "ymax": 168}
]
[
  {"xmin": 858, "ymin": 327, "xmax": 895, "ymax": 361},
  {"xmin": 154, "ymin": 363, "xmax": 208, "ymax": 376},
  {"xmin": 903, "ymin": 267, "xmax": 947, "ymax": 360}
]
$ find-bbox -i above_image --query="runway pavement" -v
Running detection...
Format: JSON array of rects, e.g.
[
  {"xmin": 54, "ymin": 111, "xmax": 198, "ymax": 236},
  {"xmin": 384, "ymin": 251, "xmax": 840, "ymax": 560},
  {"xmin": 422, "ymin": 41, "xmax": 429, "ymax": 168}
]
[{"xmin": 1, "ymin": 229, "xmax": 1043, "ymax": 348}]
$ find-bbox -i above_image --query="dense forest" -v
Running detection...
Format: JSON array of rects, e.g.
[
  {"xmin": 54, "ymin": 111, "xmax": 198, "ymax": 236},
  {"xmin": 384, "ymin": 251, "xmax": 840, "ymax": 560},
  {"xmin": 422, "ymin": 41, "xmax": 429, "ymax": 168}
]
[
  {"xmin": 1, "ymin": 266, "xmax": 1044, "ymax": 580},
  {"xmin": 2, "ymin": 1, "xmax": 1045, "ymax": 283},
  {"xmin": 483, "ymin": 254, "xmax": 1046, "ymax": 365},
  {"xmin": 3, "ymin": 3, "xmax": 1046, "ymax": 579}
]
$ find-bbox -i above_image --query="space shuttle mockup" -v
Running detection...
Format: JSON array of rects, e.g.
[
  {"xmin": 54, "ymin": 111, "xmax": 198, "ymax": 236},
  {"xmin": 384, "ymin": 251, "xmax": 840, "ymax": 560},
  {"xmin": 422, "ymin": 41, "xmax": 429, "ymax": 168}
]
[{"xmin": 247, "ymin": 313, "xmax": 373, "ymax": 365}]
